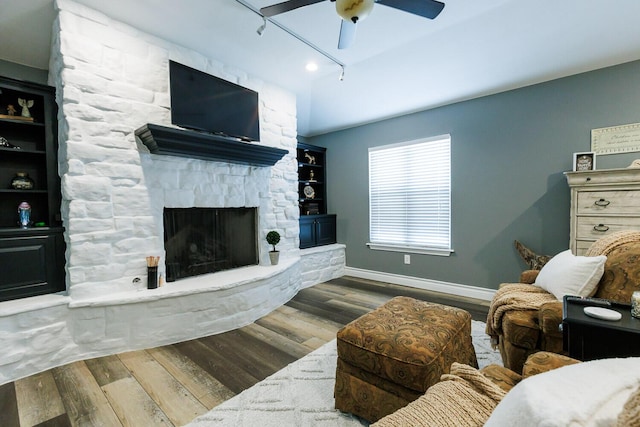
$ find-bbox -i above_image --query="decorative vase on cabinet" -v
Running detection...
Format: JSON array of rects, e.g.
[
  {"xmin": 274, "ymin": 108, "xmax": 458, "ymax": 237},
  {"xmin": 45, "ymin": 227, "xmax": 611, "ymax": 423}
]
[{"xmin": 11, "ymin": 172, "xmax": 34, "ymax": 190}]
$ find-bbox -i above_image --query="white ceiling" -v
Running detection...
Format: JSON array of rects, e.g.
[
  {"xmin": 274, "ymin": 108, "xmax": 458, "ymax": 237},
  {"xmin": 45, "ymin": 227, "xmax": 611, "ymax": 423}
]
[{"xmin": 2, "ymin": 0, "xmax": 640, "ymax": 136}]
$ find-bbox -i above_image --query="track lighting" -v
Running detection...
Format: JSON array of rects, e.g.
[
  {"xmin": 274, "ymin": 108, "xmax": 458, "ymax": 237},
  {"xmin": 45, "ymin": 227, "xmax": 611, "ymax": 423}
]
[
  {"xmin": 256, "ymin": 17, "xmax": 267, "ymax": 36},
  {"xmin": 235, "ymin": 0, "xmax": 346, "ymax": 81}
]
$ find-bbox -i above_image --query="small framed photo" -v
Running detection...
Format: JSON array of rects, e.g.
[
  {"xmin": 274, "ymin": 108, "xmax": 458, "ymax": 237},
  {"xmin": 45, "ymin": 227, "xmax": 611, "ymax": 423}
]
[{"xmin": 573, "ymin": 152, "xmax": 596, "ymax": 171}]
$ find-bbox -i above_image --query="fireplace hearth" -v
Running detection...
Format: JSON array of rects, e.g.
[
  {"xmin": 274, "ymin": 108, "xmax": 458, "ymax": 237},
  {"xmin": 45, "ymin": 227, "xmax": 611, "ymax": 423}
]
[{"xmin": 163, "ymin": 207, "xmax": 258, "ymax": 282}]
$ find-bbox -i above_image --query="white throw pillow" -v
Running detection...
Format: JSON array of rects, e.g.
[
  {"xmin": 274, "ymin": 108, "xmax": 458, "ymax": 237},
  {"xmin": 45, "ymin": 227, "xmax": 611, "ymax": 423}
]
[{"xmin": 533, "ymin": 249, "xmax": 606, "ymax": 300}]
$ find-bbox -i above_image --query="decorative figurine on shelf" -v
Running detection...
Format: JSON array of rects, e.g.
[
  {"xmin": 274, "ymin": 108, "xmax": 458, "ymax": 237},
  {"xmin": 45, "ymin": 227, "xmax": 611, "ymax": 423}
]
[
  {"xmin": 18, "ymin": 98, "xmax": 34, "ymax": 118},
  {"xmin": 309, "ymin": 170, "xmax": 316, "ymax": 182},
  {"xmin": 303, "ymin": 184, "xmax": 315, "ymax": 199},
  {"xmin": 304, "ymin": 152, "xmax": 316, "ymax": 164},
  {"xmin": 11, "ymin": 172, "xmax": 35, "ymax": 190},
  {"xmin": 18, "ymin": 201, "xmax": 32, "ymax": 228},
  {"xmin": 0, "ymin": 136, "xmax": 21, "ymax": 149},
  {"xmin": 6, "ymin": 104, "xmax": 17, "ymax": 116}
]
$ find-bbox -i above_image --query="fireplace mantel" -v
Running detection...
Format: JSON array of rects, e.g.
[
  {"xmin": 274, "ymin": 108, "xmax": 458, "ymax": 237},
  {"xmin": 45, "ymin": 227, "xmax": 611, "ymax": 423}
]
[{"xmin": 135, "ymin": 123, "xmax": 288, "ymax": 166}]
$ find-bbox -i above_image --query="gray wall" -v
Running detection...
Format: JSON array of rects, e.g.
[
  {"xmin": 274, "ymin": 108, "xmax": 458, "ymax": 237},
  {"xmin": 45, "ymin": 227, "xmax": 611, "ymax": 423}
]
[
  {"xmin": 0, "ymin": 59, "xmax": 48, "ymax": 85},
  {"xmin": 308, "ymin": 60, "xmax": 640, "ymax": 290}
]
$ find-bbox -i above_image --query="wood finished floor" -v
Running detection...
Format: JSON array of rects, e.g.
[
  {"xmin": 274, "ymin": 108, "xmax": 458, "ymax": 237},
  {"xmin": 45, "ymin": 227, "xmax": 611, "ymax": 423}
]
[{"xmin": 0, "ymin": 276, "xmax": 490, "ymax": 427}]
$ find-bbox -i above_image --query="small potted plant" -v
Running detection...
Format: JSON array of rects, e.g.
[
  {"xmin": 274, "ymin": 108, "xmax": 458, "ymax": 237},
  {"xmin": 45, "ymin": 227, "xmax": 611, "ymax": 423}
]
[{"xmin": 266, "ymin": 230, "xmax": 281, "ymax": 265}]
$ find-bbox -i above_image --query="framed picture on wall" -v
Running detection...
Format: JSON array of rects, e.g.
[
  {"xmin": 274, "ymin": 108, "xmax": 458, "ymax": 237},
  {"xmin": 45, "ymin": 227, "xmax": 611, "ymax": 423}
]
[{"xmin": 573, "ymin": 152, "xmax": 596, "ymax": 171}]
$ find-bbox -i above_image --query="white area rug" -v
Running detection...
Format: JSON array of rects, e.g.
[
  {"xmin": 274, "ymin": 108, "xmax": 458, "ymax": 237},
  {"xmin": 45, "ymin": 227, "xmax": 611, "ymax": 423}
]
[{"xmin": 187, "ymin": 320, "xmax": 501, "ymax": 426}]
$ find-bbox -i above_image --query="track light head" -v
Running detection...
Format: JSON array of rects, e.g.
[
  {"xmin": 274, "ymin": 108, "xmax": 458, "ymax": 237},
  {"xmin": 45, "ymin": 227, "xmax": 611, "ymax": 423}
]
[
  {"xmin": 235, "ymin": 0, "xmax": 345, "ymax": 84},
  {"xmin": 257, "ymin": 17, "xmax": 267, "ymax": 36}
]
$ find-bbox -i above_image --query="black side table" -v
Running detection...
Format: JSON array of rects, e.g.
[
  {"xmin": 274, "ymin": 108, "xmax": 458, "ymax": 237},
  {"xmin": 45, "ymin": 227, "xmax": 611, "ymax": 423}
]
[{"xmin": 562, "ymin": 296, "xmax": 640, "ymax": 361}]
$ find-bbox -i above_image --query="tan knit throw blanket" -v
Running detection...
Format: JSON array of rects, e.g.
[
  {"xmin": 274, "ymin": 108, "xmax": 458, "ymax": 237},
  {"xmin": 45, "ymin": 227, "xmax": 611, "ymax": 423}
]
[
  {"xmin": 485, "ymin": 283, "xmax": 558, "ymax": 346},
  {"xmin": 618, "ymin": 383, "xmax": 640, "ymax": 427},
  {"xmin": 372, "ymin": 363, "xmax": 506, "ymax": 427}
]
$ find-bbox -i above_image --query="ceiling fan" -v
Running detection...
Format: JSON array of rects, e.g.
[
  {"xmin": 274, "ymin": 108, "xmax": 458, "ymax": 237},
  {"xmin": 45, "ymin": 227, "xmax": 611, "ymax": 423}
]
[{"xmin": 260, "ymin": 0, "xmax": 445, "ymax": 49}]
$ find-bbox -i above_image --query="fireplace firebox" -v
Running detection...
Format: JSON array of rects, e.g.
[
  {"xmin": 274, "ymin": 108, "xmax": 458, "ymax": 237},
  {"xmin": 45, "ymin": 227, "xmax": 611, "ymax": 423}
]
[{"xmin": 163, "ymin": 207, "xmax": 258, "ymax": 282}]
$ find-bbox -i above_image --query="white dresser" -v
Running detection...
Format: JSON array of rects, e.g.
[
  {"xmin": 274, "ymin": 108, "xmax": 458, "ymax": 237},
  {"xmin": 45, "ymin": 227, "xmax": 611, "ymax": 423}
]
[{"xmin": 565, "ymin": 168, "xmax": 640, "ymax": 255}]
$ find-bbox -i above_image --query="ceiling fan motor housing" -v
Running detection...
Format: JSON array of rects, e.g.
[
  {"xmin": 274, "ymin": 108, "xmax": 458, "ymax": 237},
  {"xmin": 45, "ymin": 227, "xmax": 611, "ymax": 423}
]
[{"xmin": 336, "ymin": 0, "xmax": 375, "ymax": 23}]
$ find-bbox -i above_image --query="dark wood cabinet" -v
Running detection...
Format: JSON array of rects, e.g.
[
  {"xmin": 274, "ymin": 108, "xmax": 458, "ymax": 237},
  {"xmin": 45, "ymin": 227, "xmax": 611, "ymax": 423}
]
[
  {"xmin": 0, "ymin": 76, "xmax": 65, "ymax": 302},
  {"xmin": 297, "ymin": 143, "xmax": 336, "ymax": 249},
  {"xmin": 300, "ymin": 214, "xmax": 337, "ymax": 249},
  {"xmin": 0, "ymin": 228, "xmax": 65, "ymax": 301}
]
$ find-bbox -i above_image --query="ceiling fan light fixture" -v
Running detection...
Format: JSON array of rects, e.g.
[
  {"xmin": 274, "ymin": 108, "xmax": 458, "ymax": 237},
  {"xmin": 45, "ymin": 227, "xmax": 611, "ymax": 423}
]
[{"xmin": 336, "ymin": 0, "xmax": 374, "ymax": 23}]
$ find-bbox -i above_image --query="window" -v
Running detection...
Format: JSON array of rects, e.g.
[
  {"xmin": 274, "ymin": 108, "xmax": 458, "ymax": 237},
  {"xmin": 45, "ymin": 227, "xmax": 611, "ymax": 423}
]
[{"xmin": 368, "ymin": 134, "xmax": 452, "ymax": 256}]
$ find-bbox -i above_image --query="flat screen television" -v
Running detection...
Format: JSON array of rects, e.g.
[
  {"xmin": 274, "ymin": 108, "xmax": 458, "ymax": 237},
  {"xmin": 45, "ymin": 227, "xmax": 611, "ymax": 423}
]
[{"xmin": 169, "ymin": 60, "xmax": 260, "ymax": 142}]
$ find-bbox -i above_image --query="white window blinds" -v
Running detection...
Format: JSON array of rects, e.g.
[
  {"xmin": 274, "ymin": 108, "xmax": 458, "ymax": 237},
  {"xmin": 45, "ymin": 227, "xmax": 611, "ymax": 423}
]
[{"xmin": 368, "ymin": 135, "xmax": 452, "ymax": 256}]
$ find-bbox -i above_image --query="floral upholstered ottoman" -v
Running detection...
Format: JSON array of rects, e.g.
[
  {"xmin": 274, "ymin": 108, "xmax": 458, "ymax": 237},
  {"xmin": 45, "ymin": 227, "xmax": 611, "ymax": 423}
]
[{"xmin": 334, "ymin": 296, "xmax": 478, "ymax": 423}]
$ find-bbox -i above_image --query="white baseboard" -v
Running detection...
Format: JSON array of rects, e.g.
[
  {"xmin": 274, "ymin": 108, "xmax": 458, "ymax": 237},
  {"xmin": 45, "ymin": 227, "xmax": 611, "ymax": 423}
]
[{"xmin": 344, "ymin": 267, "xmax": 496, "ymax": 302}]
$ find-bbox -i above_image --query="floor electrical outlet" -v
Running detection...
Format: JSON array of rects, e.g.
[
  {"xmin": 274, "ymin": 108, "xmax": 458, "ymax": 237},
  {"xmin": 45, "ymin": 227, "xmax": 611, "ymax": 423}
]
[{"xmin": 404, "ymin": 254, "xmax": 411, "ymax": 265}]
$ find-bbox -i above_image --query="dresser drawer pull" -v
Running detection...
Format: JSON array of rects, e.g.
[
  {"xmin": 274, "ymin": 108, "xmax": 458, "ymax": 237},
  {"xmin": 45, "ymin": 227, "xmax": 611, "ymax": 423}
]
[
  {"xmin": 594, "ymin": 199, "xmax": 611, "ymax": 207},
  {"xmin": 593, "ymin": 224, "xmax": 610, "ymax": 232}
]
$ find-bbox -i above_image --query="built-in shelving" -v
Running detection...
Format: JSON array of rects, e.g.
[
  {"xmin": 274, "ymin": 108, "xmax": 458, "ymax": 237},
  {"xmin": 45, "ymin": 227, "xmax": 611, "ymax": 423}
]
[
  {"xmin": 297, "ymin": 142, "xmax": 336, "ymax": 248},
  {"xmin": 0, "ymin": 75, "xmax": 65, "ymax": 302}
]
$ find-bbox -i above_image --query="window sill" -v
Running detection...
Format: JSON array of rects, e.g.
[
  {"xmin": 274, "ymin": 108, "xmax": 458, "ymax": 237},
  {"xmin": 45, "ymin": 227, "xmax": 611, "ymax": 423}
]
[{"xmin": 367, "ymin": 243, "xmax": 453, "ymax": 257}]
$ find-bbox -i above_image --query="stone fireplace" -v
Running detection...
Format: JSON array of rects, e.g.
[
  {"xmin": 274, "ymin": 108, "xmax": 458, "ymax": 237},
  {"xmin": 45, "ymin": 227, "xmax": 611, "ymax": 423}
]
[{"xmin": 49, "ymin": 1, "xmax": 300, "ymax": 301}]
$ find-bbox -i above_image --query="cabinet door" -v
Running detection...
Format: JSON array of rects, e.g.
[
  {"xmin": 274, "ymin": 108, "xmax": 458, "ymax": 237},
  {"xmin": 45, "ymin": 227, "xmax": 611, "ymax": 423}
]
[
  {"xmin": 0, "ymin": 231, "xmax": 65, "ymax": 301},
  {"xmin": 299, "ymin": 217, "xmax": 317, "ymax": 249},
  {"xmin": 299, "ymin": 215, "xmax": 336, "ymax": 249},
  {"xmin": 316, "ymin": 215, "xmax": 337, "ymax": 246}
]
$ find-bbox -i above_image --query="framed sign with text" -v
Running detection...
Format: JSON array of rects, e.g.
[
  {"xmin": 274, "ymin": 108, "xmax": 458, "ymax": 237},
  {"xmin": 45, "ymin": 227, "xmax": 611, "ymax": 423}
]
[
  {"xmin": 591, "ymin": 122, "xmax": 640, "ymax": 155},
  {"xmin": 573, "ymin": 152, "xmax": 596, "ymax": 171}
]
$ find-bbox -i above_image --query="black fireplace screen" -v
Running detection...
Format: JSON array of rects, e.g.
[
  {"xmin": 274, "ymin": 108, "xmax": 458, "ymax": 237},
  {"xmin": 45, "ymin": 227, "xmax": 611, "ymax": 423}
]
[{"xmin": 163, "ymin": 207, "xmax": 258, "ymax": 282}]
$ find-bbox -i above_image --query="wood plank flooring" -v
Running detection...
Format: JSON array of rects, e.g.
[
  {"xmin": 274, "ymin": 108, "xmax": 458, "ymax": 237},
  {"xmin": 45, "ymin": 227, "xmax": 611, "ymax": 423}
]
[{"xmin": 1, "ymin": 276, "xmax": 490, "ymax": 427}]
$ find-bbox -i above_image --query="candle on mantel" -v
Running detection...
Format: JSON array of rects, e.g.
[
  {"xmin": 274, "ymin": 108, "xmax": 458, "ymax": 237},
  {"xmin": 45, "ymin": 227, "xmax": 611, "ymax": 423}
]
[{"xmin": 632, "ymin": 291, "xmax": 640, "ymax": 319}]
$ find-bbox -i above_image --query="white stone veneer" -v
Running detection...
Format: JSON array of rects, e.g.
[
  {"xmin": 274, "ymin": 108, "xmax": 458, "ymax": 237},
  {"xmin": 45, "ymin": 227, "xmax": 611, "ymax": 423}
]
[
  {"xmin": 0, "ymin": 0, "xmax": 344, "ymax": 385},
  {"xmin": 301, "ymin": 244, "xmax": 347, "ymax": 288}
]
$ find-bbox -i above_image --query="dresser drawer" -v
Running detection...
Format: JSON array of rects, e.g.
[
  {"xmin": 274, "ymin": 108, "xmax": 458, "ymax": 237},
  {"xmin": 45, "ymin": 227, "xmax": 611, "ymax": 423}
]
[
  {"xmin": 566, "ymin": 169, "xmax": 640, "ymax": 187},
  {"xmin": 577, "ymin": 190, "xmax": 640, "ymax": 215},
  {"xmin": 575, "ymin": 240, "xmax": 594, "ymax": 256},
  {"xmin": 576, "ymin": 216, "xmax": 640, "ymax": 239}
]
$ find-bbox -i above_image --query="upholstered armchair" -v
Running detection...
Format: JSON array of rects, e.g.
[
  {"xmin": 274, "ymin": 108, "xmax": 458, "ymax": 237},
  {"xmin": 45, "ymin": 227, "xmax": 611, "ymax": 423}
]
[{"xmin": 487, "ymin": 230, "xmax": 640, "ymax": 373}]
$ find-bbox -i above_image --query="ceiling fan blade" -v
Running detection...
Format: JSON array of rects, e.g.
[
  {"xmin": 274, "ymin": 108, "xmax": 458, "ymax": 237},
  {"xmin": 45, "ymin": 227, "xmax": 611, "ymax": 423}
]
[
  {"xmin": 260, "ymin": 0, "xmax": 326, "ymax": 17},
  {"xmin": 377, "ymin": 0, "xmax": 445, "ymax": 19},
  {"xmin": 338, "ymin": 19, "xmax": 357, "ymax": 49}
]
